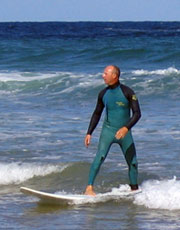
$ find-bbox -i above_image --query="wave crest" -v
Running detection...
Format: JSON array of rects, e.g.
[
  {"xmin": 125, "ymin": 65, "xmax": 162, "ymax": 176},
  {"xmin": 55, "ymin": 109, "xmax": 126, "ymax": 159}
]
[
  {"xmin": 0, "ymin": 162, "xmax": 67, "ymax": 185},
  {"xmin": 132, "ymin": 67, "xmax": 180, "ymax": 76},
  {"xmin": 0, "ymin": 67, "xmax": 179, "ymax": 97}
]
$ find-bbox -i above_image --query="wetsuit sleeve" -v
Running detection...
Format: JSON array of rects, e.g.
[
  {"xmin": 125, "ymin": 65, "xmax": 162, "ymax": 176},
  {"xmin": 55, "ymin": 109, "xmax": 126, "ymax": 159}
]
[
  {"xmin": 121, "ymin": 84, "xmax": 141, "ymax": 130},
  {"xmin": 86, "ymin": 88, "xmax": 106, "ymax": 135}
]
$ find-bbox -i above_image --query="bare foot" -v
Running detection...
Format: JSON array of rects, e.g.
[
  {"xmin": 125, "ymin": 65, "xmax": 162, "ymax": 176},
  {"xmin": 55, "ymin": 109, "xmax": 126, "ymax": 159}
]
[{"xmin": 84, "ymin": 185, "xmax": 96, "ymax": 196}]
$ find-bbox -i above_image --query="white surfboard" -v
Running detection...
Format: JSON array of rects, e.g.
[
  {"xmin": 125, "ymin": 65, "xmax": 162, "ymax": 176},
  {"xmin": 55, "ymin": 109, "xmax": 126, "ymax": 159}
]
[
  {"xmin": 20, "ymin": 187, "xmax": 89, "ymax": 205},
  {"xmin": 20, "ymin": 186, "xmax": 141, "ymax": 205}
]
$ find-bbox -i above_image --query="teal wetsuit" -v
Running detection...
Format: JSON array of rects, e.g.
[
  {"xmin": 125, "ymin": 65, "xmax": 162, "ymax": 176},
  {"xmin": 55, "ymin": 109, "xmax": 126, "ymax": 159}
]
[{"xmin": 87, "ymin": 81, "xmax": 141, "ymax": 189}]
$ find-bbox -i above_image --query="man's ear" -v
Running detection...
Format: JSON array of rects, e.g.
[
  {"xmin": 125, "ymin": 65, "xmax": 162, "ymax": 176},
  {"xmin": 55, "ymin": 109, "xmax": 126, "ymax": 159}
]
[{"xmin": 113, "ymin": 74, "xmax": 118, "ymax": 80}]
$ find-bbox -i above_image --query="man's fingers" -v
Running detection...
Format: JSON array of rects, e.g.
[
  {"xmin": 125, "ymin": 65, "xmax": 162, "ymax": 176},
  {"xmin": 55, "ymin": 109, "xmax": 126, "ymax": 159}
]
[
  {"xmin": 85, "ymin": 135, "xmax": 91, "ymax": 147},
  {"xmin": 115, "ymin": 131, "xmax": 122, "ymax": 139}
]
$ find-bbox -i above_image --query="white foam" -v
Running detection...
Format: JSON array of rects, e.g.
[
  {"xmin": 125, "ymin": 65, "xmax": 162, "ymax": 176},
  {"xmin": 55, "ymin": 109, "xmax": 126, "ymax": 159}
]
[
  {"xmin": 0, "ymin": 71, "xmax": 104, "ymax": 96},
  {"xmin": 0, "ymin": 162, "xmax": 67, "ymax": 185},
  {"xmin": 56, "ymin": 179, "xmax": 180, "ymax": 209},
  {"xmin": 59, "ymin": 75, "xmax": 102, "ymax": 94},
  {"xmin": 0, "ymin": 71, "xmax": 62, "ymax": 82},
  {"xmin": 58, "ymin": 184, "xmax": 139, "ymax": 205},
  {"xmin": 0, "ymin": 71, "xmax": 101, "ymax": 84},
  {"xmin": 132, "ymin": 67, "xmax": 180, "ymax": 76},
  {"xmin": 134, "ymin": 177, "xmax": 180, "ymax": 210}
]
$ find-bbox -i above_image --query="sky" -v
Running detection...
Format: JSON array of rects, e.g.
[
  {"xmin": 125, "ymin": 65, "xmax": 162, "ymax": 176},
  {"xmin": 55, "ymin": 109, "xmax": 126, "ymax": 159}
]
[{"xmin": 0, "ymin": 0, "xmax": 180, "ymax": 22}]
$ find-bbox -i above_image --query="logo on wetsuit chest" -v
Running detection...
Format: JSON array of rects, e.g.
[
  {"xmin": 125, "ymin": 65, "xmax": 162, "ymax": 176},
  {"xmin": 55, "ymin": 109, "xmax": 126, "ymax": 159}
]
[{"xmin": 116, "ymin": 101, "xmax": 125, "ymax": 106}]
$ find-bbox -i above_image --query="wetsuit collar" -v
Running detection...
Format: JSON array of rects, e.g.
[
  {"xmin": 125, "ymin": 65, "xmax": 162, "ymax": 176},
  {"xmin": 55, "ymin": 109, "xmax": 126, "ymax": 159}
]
[{"xmin": 109, "ymin": 81, "xmax": 120, "ymax": 89}]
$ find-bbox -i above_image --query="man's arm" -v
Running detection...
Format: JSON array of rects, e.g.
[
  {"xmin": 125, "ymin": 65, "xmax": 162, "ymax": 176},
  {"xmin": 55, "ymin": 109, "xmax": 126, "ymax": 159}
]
[
  {"xmin": 121, "ymin": 84, "xmax": 141, "ymax": 130},
  {"xmin": 86, "ymin": 89, "xmax": 105, "ymax": 135},
  {"xmin": 85, "ymin": 88, "xmax": 106, "ymax": 147},
  {"xmin": 115, "ymin": 85, "xmax": 141, "ymax": 140}
]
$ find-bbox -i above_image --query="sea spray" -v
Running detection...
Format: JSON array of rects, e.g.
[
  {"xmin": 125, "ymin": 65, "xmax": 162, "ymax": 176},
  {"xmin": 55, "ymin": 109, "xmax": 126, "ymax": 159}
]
[{"xmin": 134, "ymin": 177, "xmax": 180, "ymax": 210}]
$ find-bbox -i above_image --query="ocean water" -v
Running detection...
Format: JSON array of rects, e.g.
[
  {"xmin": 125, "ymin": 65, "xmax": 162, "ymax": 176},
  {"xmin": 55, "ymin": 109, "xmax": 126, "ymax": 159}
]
[{"xmin": 0, "ymin": 21, "xmax": 180, "ymax": 229}]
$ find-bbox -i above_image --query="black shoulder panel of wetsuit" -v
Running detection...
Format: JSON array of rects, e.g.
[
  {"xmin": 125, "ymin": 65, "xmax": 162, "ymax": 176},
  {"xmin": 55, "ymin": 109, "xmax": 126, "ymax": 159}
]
[
  {"xmin": 120, "ymin": 84, "xmax": 141, "ymax": 130},
  {"xmin": 87, "ymin": 87, "xmax": 108, "ymax": 135}
]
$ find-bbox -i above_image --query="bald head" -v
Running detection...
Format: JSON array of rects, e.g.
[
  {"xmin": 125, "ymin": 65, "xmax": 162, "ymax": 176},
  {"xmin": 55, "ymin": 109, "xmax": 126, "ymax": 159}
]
[
  {"xmin": 109, "ymin": 65, "xmax": 120, "ymax": 78},
  {"xmin": 102, "ymin": 65, "xmax": 120, "ymax": 86}
]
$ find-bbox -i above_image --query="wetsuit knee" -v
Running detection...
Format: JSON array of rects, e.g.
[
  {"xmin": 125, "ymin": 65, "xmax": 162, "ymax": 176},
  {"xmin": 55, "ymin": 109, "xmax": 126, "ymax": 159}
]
[
  {"xmin": 93, "ymin": 152, "xmax": 106, "ymax": 169},
  {"xmin": 124, "ymin": 143, "xmax": 137, "ymax": 166}
]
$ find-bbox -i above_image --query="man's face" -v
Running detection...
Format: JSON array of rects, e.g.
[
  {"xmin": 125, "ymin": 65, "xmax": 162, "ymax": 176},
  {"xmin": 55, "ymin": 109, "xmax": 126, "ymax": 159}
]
[{"xmin": 102, "ymin": 66, "xmax": 116, "ymax": 85}]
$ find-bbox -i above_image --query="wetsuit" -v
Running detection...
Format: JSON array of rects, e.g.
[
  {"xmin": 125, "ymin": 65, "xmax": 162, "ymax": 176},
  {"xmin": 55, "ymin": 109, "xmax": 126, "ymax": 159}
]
[{"xmin": 87, "ymin": 81, "xmax": 141, "ymax": 188}]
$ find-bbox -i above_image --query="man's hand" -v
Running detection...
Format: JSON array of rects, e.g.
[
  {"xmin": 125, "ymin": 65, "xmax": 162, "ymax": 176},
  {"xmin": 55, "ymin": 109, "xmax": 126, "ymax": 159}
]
[
  {"xmin": 115, "ymin": 127, "xmax": 128, "ymax": 139},
  {"xmin": 84, "ymin": 134, "xmax": 91, "ymax": 147}
]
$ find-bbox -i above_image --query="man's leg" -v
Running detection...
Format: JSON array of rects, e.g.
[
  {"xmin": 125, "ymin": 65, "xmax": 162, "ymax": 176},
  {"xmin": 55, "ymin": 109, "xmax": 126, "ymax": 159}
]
[
  {"xmin": 85, "ymin": 127, "xmax": 114, "ymax": 195},
  {"xmin": 120, "ymin": 132, "xmax": 138, "ymax": 190}
]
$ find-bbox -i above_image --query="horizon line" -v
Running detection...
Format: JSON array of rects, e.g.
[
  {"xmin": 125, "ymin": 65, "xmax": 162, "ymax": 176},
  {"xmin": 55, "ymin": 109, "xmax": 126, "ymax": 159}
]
[{"xmin": 0, "ymin": 20, "xmax": 180, "ymax": 23}]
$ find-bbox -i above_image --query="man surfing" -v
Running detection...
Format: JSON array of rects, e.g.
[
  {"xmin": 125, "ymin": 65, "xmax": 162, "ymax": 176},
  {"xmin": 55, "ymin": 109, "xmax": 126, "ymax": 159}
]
[{"xmin": 84, "ymin": 65, "xmax": 141, "ymax": 196}]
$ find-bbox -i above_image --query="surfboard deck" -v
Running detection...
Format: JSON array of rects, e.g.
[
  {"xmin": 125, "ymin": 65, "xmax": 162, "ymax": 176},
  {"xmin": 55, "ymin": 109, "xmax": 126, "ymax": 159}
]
[
  {"xmin": 20, "ymin": 187, "xmax": 88, "ymax": 205},
  {"xmin": 20, "ymin": 186, "xmax": 141, "ymax": 205}
]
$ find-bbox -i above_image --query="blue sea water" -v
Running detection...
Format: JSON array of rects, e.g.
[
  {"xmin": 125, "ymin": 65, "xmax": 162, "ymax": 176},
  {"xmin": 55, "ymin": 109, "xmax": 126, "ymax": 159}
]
[{"xmin": 0, "ymin": 21, "xmax": 180, "ymax": 229}]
